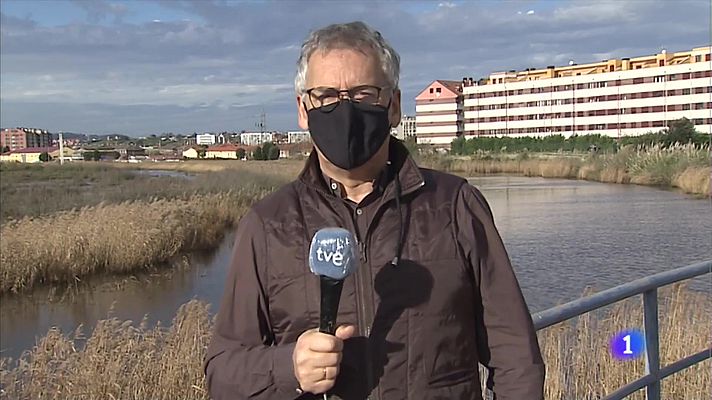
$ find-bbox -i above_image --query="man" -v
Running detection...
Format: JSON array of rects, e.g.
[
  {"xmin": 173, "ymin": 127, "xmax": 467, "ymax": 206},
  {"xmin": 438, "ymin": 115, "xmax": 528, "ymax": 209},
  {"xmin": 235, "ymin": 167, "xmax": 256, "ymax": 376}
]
[{"xmin": 205, "ymin": 21, "xmax": 544, "ymax": 400}]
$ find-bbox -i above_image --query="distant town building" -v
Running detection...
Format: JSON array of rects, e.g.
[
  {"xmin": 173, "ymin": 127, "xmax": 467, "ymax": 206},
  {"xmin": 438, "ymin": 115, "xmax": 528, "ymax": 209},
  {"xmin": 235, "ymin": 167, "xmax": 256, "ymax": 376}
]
[
  {"xmin": 240, "ymin": 132, "xmax": 273, "ymax": 146},
  {"xmin": 0, "ymin": 147, "xmax": 59, "ymax": 163},
  {"xmin": 52, "ymin": 135, "xmax": 81, "ymax": 148},
  {"xmin": 116, "ymin": 146, "xmax": 147, "ymax": 159},
  {"xmin": 196, "ymin": 133, "xmax": 216, "ymax": 146},
  {"xmin": 279, "ymin": 141, "xmax": 313, "ymax": 159},
  {"xmin": 0, "ymin": 127, "xmax": 52, "ymax": 151},
  {"xmin": 391, "ymin": 115, "xmax": 417, "ymax": 140},
  {"xmin": 288, "ymin": 130, "xmax": 311, "ymax": 144},
  {"xmin": 271, "ymin": 132, "xmax": 287, "ymax": 144},
  {"xmin": 417, "ymin": 46, "xmax": 712, "ymax": 145},
  {"xmin": 182, "ymin": 147, "xmax": 200, "ymax": 159},
  {"xmin": 206, "ymin": 144, "xmax": 239, "ymax": 159},
  {"xmin": 217, "ymin": 133, "xmax": 228, "ymax": 144}
]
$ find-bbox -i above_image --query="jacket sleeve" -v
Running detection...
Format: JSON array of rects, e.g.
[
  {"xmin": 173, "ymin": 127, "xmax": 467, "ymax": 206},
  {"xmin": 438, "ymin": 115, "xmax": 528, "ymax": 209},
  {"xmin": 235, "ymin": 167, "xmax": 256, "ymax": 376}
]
[
  {"xmin": 204, "ymin": 209, "xmax": 301, "ymax": 399},
  {"xmin": 454, "ymin": 183, "xmax": 545, "ymax": 400}
]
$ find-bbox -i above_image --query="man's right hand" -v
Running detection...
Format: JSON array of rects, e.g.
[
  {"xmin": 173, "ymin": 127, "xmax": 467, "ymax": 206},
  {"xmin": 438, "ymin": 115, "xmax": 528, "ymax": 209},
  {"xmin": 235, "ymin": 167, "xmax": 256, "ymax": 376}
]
[{"xmin": 292, "ymin": 325, "xmax": 356, "ymax": 394}]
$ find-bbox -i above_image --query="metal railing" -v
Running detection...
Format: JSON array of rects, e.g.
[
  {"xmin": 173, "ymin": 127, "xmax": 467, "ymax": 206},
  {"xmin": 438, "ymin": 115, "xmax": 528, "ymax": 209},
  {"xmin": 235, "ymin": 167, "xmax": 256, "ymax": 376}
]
[{"xmin": 531, "ymin": 260, "xmax": 712, "ymax": 400}]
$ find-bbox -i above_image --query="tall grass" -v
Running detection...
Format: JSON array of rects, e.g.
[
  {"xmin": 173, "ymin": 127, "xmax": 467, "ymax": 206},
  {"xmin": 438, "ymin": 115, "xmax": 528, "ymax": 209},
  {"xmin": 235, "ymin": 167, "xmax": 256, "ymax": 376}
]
[
  {"xmin": 0, "ymin": 161, "xmax": 291, "ymax": 293},
  {"xmin": 538, "ymin": 284, "xmax": 711, "ymax": 399},
  {"xmin": 423, "ymin": 143, "xmax": 710, "ymax": 196},
  {"xmin": 1, "ymin": 287, "xmax": 708, "ymax": 399},
  {"xmin": 0, "ymin": 300, "xmax": 211, "ymax": 400},
  {"xmin": 0, "ymin": 190, "xmax": 272, "ymax": 294},
  {"xmin": 0, "ymin": 162, "xmax": 291, "ymax": 223}
]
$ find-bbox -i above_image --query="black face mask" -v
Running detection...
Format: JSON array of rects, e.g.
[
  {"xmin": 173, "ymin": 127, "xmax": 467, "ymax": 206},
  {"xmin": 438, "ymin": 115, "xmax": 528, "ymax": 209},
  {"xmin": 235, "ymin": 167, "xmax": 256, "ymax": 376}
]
[{"xmin": 307, "ymin": 100, "xmax": 391, "ymax": 170}]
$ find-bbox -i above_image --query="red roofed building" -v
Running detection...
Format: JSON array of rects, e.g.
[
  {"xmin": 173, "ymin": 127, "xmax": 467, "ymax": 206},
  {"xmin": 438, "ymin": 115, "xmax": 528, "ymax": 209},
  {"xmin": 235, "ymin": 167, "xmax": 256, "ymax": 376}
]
[
  {"xmin": 0, "ymin": 147, "xmax": 59, "ymax": 163},
  {"xmin": 206, "ymin": 143, "xmax": 240, "ymax": 159},
  {"xmin": 415, "ymin": 80, "xmax": 464, "ymax": 145},
  {"xmin": 206, "ymin": 143, "xmax": 257, "ymax": 159}
]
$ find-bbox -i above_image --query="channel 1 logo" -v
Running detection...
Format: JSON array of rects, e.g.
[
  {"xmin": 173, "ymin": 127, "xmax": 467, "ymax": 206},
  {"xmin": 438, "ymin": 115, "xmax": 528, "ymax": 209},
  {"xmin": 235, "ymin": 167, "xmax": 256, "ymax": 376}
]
[{"xmin": 610, "ymin": 329, "xmax": 645, "ymax": 360}]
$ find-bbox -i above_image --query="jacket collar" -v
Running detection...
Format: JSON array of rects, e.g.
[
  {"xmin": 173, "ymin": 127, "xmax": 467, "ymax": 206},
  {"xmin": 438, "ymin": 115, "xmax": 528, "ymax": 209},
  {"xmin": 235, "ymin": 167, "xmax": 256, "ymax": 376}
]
[{"xmin": 298, "ymin": 137, "xmax": 425, "ymax": 201}]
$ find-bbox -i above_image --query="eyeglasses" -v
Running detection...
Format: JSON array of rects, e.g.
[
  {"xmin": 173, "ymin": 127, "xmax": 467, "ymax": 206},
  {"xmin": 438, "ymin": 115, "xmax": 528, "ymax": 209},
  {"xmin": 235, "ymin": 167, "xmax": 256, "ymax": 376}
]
[{"xmin": 305, "ymin": 85, "xmax": 391, "ymax": 112}]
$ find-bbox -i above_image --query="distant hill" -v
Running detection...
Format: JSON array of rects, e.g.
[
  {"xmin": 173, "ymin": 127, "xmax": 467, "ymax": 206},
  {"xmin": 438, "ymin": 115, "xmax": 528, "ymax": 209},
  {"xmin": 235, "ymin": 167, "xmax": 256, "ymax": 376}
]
[{"xmin": 51, "ymin": 132, "xmax": 86, "ymax": 140}]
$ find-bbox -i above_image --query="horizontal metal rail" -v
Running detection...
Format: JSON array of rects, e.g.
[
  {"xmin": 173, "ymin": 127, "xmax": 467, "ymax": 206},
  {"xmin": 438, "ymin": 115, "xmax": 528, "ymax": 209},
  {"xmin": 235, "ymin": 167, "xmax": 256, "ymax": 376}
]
[
  {"xmin": 532, "ymin": 260, "xmax": 712, "ymax": 330},
  {"xmin": 531, "ymin": 260, "xmax": 711, "ymax": 400}
]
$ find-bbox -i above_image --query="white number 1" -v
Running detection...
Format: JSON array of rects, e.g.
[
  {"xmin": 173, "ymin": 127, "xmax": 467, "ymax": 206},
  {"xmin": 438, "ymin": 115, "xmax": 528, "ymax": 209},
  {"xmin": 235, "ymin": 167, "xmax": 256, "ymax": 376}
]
[{"xmin": 623, "ymin": 334, "xmax": 633, "ymax": 354}]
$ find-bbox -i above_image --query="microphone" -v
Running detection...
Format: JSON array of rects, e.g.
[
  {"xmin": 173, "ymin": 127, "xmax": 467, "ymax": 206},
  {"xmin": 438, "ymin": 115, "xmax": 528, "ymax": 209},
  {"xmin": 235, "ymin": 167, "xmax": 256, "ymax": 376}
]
[{"xmin": 308, "ymin": 228, "xmax": 360, "ymax": 335}]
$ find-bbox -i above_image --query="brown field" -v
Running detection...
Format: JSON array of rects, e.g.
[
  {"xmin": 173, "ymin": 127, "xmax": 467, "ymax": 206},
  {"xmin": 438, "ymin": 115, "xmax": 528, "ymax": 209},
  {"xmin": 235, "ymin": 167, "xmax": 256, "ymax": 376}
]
[
  {"xmin": 0, "ymin": 161, "xmax": 293, "ymax": 223},
  {"xmin": 0, "ymin": 286, "xmax": 708, "ymax": 399},
  {"xmin": 112, "ymin": 158, "xmax": 306, "ymax": 177}
]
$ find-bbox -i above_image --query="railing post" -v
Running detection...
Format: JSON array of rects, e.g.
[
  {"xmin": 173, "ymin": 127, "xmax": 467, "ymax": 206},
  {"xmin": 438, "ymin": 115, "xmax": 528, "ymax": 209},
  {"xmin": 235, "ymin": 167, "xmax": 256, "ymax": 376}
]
[{"xmin": 643, "ymin": 289, "xmax": 661, "ymax": 400}]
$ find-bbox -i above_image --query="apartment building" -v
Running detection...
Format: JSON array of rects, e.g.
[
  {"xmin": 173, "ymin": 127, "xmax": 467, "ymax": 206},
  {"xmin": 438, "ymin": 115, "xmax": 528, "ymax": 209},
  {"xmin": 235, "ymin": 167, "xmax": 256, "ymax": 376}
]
[
  {"xmin": 414, "ymin": 81, "xmax": 464, "ymax": 145},
  {"xmin": 196, "ymin": 133, "xmax": 216, "ymax": 146},
  {"xmin": 417, "ymin": 46, "xmax": 712, "ymax": 145},
  {"xmin": 391, "ymin": 115, "xmax": 417, "ymax": 140},
  {"xmin": 240, "ymin": 132, "xmax": 273, "ymax": 146},
  {"xmin": 0, "ymin": 127, "xmax": 52, "ymax": 151}
]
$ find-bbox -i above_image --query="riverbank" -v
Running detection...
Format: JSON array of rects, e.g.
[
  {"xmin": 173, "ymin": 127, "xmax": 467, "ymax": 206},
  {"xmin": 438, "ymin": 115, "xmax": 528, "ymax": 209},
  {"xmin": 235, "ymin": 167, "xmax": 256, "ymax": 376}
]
[
  {"xmin": 1, "ymin": 285, "xmax": 707, "ymax": 399},
  {"xmin": 420, "ymin": 143, "xmax": 710, "ymax": 196}
]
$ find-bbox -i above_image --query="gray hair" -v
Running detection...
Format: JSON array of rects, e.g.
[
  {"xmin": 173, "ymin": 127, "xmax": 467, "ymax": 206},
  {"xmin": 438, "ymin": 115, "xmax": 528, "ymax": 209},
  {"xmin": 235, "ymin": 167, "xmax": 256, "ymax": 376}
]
[{"xmin": 294, "ymin": 21, "xmax": 400, "ymax": 94}]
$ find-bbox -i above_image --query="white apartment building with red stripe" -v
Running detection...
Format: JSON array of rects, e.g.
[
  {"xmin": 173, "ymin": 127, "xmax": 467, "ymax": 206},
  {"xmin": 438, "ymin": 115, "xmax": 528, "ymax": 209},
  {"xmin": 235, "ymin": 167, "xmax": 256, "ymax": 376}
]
[{"xmin": 415, "ymin": 46, "xmax": 712, "ymax": 145}]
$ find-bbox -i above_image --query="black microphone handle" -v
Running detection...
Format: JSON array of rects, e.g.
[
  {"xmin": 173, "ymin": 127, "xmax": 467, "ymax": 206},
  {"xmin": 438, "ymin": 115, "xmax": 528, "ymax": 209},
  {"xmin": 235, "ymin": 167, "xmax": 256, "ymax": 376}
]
[{"xmin": 319, "ymin": 276, "xmax": 345, "ymax": 335}]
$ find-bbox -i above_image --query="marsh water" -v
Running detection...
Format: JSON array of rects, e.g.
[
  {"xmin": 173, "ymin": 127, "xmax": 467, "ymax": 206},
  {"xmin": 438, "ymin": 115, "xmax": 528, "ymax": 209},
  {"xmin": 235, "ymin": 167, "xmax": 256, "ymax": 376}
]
[{"xmin": 1, "ymin": 176, "xmax": 710, "ymax": 360}]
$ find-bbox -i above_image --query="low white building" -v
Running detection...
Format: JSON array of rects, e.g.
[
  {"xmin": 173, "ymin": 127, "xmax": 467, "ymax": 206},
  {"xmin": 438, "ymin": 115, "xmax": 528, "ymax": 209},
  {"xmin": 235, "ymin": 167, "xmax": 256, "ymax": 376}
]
[
  {"xmin": 241, "ymin": 132, "xmax": 273, "ymax": 146},
  {"xmin": 196, "ymin": 133, "xmax": 216, "ymax": 146},
  {"xmin": 288, "ymin": 130, "xmax": 311, "ymax": 143},
  {"xmin": 182, "ymin": 148, "xmax": 199, "ymax": 159}
]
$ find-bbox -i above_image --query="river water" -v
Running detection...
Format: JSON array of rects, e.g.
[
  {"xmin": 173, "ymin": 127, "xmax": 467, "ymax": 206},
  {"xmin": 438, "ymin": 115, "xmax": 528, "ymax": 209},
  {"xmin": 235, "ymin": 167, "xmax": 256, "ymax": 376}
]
[{"xmin": 1, "ymin": 176, "xmax": 710, "ymax": 360}]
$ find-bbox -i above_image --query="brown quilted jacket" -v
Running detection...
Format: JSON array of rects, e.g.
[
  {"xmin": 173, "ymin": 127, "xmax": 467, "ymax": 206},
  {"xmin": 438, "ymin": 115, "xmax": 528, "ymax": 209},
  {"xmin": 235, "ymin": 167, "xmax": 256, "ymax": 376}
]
[{"xmin": 205, "ymin": 139, "xmax": 544, "ymax": 400}]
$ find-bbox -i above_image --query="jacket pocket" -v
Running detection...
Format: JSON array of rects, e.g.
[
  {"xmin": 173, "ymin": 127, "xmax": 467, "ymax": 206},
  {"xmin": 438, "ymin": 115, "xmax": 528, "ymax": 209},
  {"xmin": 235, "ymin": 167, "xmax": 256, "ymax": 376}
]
[{"xmin": 420, "ymin": 313, "xmax": 478, "ymax": 388}]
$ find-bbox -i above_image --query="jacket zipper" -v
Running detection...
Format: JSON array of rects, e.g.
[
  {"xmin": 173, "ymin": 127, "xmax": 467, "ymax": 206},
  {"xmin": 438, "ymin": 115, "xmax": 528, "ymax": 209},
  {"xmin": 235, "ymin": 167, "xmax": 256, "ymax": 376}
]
[
  {"xmin": 359, "ymin": 228, "xmax": 379, "ymax": 400},
  {"xmin": 306, "ymin": 181, "xmax": 424, "ymax": 400},
  {"xmin": 328, "ymin": 197, "xmax": 376, "ymax": 400},
  {"xmin": 357, "ymin": 235, "xmax": 379, "ymax": 400}
]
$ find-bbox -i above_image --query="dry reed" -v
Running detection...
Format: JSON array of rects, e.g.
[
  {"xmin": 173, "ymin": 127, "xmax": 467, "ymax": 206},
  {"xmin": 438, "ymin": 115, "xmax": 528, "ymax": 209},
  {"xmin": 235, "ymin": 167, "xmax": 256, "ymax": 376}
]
[
  {"xmin": 537, "ymin": 284, "xmax": 711, "ymax": 399},
  {"xmin": 0, "ymin": 189, "xmax": 271, "ymax": 294},
  {"xmin": 0, "ymin": 300, "xmax": 211, "ymax": 400},
  {"xmin": 429, "ymin": 143, "xmax": 710, "ymax": 196},
  {"xmin": 1, "ymin": 287, "xmax": 708, "ymax": 399},
  {"xmin": 0, "ymin": 161, "xmax": 293, "ymax": 293}
]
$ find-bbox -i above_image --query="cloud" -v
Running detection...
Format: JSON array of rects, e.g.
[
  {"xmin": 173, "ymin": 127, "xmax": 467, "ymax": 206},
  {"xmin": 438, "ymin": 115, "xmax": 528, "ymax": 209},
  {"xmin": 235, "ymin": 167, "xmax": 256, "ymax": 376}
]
[
  {"xmin": 1, "ymin": 0, "xmax": 710, "ymax": 135},
  {"xmin": 70, "ymin": 0, "xmax": 129, "ymax": 24}
]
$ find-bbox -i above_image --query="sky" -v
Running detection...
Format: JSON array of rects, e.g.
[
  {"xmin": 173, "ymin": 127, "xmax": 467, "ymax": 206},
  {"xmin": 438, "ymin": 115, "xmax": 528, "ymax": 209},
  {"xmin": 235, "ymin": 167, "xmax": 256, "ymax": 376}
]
[{"xmin": 1, "ymin": 0, "xmax": 710, "ymax": 136}]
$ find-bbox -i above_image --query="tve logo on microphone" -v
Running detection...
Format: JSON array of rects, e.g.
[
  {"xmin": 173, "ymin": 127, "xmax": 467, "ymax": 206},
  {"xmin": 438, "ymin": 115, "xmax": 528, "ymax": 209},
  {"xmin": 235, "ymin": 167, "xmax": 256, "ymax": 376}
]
[
  {"xmin": 610, "ymin": 329, "xmax": 645, "ymax": 360},
  {"xmin": 309, "ymin": 228, "xmax": 359, "ymax": 280}
]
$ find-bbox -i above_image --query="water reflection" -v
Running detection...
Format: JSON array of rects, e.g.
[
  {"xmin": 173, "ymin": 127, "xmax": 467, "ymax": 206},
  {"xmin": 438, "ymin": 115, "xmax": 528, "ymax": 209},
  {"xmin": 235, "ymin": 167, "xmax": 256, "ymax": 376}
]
[
  {"xmin": 0, "ymin": 231, "xmax": 236, "ymax": 360},
  {"xmin": 470, "ymin": 176, "xmax": 711, "ymax": 312}
]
